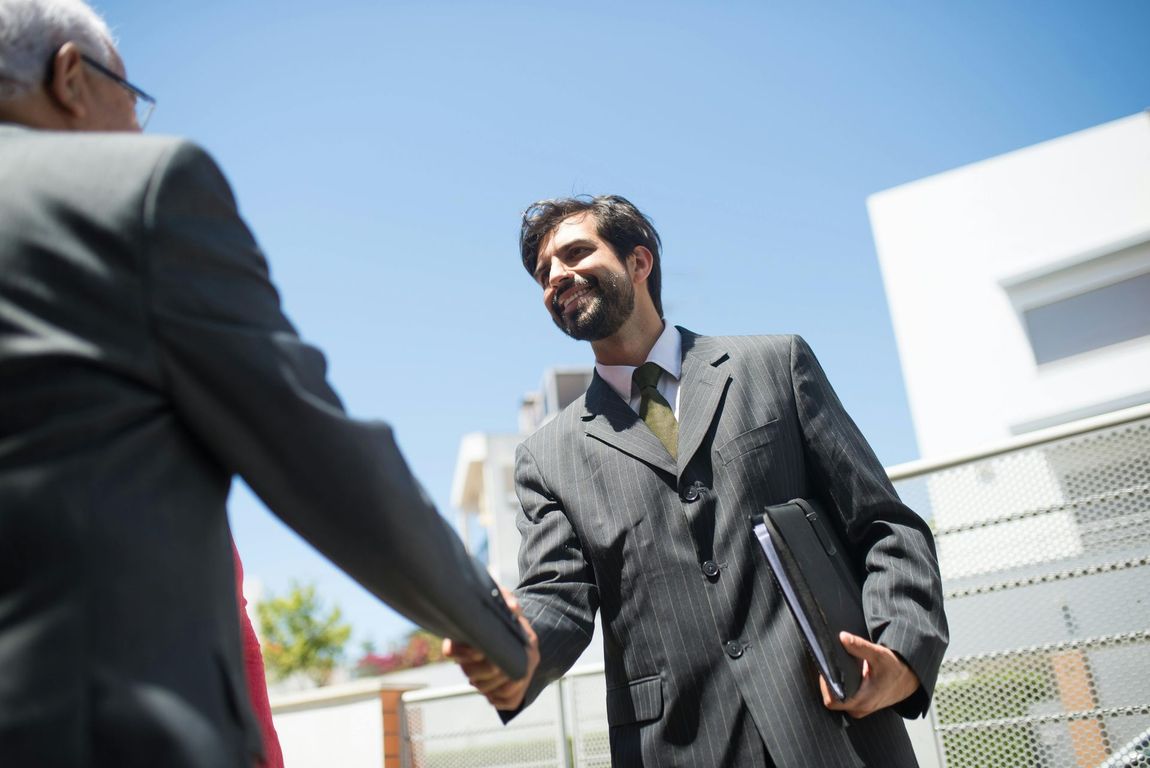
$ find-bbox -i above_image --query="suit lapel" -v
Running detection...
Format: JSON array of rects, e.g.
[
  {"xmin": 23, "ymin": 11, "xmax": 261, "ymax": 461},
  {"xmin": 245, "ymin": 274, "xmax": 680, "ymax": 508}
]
[
  {"xmin": 582, "ymin": 373, "xmax": 677, "ymax": 476},
  {"xmin": 677, "ymin": 329, "xmax": 731, "ymax": 476},
  {"xmin": 581, "ymin": 330, "xmax": 731, "ymax": 479}
]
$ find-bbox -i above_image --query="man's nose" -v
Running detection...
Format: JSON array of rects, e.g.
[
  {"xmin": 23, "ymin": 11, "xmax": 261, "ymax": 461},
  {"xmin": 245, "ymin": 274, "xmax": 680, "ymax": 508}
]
[{"xmin": 546, "ymin": 259, "xmax": 573, "ymax": 287}]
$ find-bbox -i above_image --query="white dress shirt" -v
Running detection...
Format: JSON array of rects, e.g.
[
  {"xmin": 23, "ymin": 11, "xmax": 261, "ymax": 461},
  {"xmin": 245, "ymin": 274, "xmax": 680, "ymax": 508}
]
[{"xmin": 595, "ymin": 323, "xmax": 682, "ymax": 418}]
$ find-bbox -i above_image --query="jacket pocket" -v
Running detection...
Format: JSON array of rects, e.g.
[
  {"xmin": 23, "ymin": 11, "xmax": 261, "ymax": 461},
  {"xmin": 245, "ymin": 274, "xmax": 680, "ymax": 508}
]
[
  {"xmin": 606, "ymin": 675, "xmax": 663, "ymax": 727},
  {"xmin": 716, "ymin": 418, "xmax": 779, "ymax": 465}
]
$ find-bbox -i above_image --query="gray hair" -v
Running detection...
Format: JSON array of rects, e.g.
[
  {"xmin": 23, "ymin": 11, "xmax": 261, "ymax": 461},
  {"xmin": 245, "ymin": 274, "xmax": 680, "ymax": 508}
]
[{"xmin": 0, "ymin": 0, "xmax": 116, "ymax": 101}]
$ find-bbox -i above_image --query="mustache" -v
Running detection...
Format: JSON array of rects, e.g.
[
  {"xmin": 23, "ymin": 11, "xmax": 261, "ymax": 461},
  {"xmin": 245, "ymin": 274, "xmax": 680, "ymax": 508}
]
[{"xmin": 552, "ymin": 275, "xmax": 598, "ymax": 312}]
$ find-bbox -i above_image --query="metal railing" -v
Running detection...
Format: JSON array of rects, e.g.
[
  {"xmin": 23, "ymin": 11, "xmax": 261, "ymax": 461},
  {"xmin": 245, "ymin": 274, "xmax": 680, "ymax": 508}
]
[
  {"xmin": 401, "ymin": 664, "xmax": 607, "ymax": 768},
  {"xmin": 889, "ymin": 404, "xmax": 1150, "ymax": 768},
  {"xmin": 402, "ymin": 404, "xmax": 1150, "ymax": 768}
]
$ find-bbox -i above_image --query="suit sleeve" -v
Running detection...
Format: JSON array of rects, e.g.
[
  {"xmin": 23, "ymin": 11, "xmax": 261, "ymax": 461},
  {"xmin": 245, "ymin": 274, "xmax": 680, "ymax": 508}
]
[
  {"xmin": 137, "ymin": 140, "xmax": 525, "ymax": 676},
  {"xmin": 502, "ymin": 442, "xmax": 599, "ymax": 721},
  {"xmin": 789, "ymin": 335, "xmax": 948, "ymax": 718}
]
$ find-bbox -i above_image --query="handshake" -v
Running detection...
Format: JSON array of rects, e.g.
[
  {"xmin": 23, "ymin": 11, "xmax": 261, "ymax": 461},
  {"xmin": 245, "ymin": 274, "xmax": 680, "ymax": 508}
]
[{"xmin": 443, "ymin": 586, "xmax": 541, "ymax": 712}]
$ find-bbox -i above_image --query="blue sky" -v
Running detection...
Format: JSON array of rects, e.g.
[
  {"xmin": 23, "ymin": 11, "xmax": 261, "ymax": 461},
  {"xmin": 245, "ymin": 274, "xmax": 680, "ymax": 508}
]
[{"xmin": 97, "ymin": 0, "xmax": 1150, "ymax": 651}]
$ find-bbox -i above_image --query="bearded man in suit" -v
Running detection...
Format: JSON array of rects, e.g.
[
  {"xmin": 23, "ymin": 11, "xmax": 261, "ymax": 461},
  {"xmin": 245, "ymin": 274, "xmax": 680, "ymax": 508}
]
[
  {"xmin": 447, "ymin": 195, "xmax": 948, "ymax": 767},
  {"xmin": 0, "ymin": 1, "xmax": 525, "ymax": 765}
]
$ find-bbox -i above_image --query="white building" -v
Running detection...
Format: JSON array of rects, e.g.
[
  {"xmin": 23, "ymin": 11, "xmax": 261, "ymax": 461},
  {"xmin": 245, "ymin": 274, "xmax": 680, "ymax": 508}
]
[
  {"xmin": 868, "ymin": 111, "xmax": 1150, "ymax": 576},
  {"xmin": 868, "ymin": 111, "xmax": 1150, "ymax": 460},
  {"xmin": 871, "ymin": 113, "xmax": 1150, "ymax": 768},
  {"xmin": 452, "ymin": 367, "xmax": 595, "ymax": 589}
]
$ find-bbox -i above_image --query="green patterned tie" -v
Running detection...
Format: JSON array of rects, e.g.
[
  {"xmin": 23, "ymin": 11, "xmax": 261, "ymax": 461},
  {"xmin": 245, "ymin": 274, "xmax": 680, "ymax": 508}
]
[{"xmin": 634, "ymin": 362, "xmax": 678, "ymax": 460}]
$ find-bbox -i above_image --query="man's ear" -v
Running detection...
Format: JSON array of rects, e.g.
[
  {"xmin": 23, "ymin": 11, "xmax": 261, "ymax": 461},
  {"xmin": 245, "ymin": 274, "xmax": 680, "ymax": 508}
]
[
  {"xmin": 45, "ymin": 42, "xmax": 90, "ymax": 121},
  {"xmin": 628, "ymin": 245, "xmax": 654, "ymax": 285}
]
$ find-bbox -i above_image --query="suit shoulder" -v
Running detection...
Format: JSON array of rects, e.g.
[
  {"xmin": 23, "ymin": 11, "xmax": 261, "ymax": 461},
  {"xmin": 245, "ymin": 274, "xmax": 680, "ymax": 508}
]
[
  {"xmin": 519, "ymin": 390, "xmax": 590, "ymax": 455},
  {"xmin": 711, "ymin": 332, "xmax": 798, "ymax": 346},
  {"xmin": 25, "ymin": 130, "xmax": 200, "ymax": 174},
  {"xmin": 705, "ymin": 332, "xmax": 804, "ymax": 359},
  {"xmin": 1, "ymin": 131, "xmax": 222, "ymax": 206}
]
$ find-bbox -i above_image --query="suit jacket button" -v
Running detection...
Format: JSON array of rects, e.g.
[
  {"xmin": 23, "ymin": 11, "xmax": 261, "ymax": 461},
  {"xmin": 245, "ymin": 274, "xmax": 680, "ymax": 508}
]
[
  {"xmin": 725, "ymin": 640, "xmax": 744, "ymax": 659},
  {"xmin": 702, "ymin": 560, "xmax": 720, "ymax": 578},
  {"xmin": 681, "ymin": 482, "xmax": 702, "ymax": 502}
]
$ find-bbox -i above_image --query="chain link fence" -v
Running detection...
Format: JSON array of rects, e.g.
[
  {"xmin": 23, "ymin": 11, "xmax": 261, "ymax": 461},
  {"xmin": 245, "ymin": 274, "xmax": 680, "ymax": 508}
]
[
  {"xmin": 891, "ymin": 408, "xmax": 1150, "ymax": 768},
  {"xmin": 402, "ymin": 407, "xmax": 1150, "ymax": 768}
]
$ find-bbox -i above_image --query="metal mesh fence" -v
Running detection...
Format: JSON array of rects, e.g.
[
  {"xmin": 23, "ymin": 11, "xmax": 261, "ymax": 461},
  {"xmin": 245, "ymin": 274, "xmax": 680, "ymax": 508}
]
[
  {"xmin": 401, "ymin": 668, "xmax": 609, "ymax": 768},
  {"xmin": 566, "ymin": 671, "xmax": 610, "ymax": 767},
  {"xmin": 892, "ymin": 415, "xmax": 1150, "ymax": 768},
  {"xmin": 402, "ymin": 684, "xmax": 566, "ymax": 768}
]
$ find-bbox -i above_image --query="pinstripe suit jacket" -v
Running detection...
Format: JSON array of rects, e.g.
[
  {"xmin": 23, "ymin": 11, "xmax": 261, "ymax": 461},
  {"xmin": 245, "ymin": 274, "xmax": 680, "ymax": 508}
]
[{"xmin": 510, "ymin": 330, "xmax": 948, "ymax": 768}]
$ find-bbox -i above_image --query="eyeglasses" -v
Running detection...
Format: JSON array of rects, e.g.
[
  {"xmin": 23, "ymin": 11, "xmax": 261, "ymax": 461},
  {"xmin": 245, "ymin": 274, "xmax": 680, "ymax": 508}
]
[{"xmin": 80, "ymin": 54, "xmax": 156, "ymax": 130}]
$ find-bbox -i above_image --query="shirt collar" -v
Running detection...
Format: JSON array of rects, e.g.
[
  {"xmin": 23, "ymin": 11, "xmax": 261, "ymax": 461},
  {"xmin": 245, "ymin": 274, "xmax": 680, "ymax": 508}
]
[{"xmin": 595, "ymin": 323, "xmax": 683, "ymax": 403}]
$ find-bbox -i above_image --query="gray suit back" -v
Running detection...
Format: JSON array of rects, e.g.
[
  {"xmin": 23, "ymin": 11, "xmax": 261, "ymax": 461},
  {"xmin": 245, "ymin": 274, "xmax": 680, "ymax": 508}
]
[{"xmin": 0, "ymin": 126, "xmax": 524, "ymax": 766}]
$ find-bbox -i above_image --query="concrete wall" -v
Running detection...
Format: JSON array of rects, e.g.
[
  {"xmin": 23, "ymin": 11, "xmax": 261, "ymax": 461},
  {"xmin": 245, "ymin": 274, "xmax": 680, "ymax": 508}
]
[{"xmin": 271, "ymin": 679, "xmax": 414, "ymax": 768}]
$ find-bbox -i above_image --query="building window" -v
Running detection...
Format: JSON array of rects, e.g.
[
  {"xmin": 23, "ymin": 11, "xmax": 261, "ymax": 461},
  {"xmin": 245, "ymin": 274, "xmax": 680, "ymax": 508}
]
[
  {"xmin": 1002, "ymin": 237, "xmax": 1150, "ymax": 366},
  {"xmin": 1023, "ymin": 270, "xmax": 1150, "ymax": 364}
]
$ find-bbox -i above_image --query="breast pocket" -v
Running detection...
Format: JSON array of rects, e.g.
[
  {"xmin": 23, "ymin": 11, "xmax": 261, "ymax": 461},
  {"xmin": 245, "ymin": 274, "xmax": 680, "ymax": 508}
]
[
  {"xmin": 606, "ymin": 674, "xmax": 664, "ymax": 727},
  {"xmin": 716, "ymin": 418, "xmax": 780, "ymax": 466}
]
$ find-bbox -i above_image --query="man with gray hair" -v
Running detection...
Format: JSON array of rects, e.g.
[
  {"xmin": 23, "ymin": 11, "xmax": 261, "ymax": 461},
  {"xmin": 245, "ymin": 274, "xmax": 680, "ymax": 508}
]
[{"xmin": 0, "ymin": 1, "xmax": 528, "ymax": 766}]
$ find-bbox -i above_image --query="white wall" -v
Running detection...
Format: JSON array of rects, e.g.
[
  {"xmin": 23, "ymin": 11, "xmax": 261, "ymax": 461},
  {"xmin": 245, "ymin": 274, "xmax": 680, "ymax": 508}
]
[
  {"xmin": 272, "ymin": 683, "xmax": 387, "ymax": 768},
  {"xmin": 481, "ymin": 434, "xmax": 524, "ymax": 589},
  {"xmin": 451, "ymin": 432, "xmax": 521, "ymax": 588},
  {"xmin": 868, "ymin": 112, "xmax": 1150, "ymax": 458}
]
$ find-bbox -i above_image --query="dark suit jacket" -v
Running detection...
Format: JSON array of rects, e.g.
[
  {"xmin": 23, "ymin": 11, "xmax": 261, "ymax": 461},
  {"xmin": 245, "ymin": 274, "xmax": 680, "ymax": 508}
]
[
  {"xmin": 0, "ymin": 126, "xmax": 522, "ymax": 767},
  {"xmin": 510, "ymin": 330, "xmax": 948, "ymax": 767}
]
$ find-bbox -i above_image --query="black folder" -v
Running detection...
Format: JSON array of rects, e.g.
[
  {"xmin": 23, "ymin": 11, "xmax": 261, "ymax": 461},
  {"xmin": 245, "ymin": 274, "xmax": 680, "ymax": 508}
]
[{"xmin": 751, "ymin": 498, "xmax": 867, "ymax": 701}]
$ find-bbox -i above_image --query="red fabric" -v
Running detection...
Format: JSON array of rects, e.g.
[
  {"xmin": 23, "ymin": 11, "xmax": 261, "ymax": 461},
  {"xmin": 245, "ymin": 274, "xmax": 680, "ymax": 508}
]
[{"xmin": 232, "ymin": 542, "xmax": 285, "ymax": 768}]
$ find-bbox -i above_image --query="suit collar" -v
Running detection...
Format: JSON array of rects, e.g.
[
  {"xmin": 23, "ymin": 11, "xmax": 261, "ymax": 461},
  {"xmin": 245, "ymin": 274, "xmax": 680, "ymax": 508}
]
[
  {"xmin": 581, "ymin": 327, "xmax": 730, "ymax": 477},
  {"xmin": 583, "ymin": 372, "xmax": 677, "ymax": 475},
  {"xmin": 593, "ymin": 322, "xmax": 682, "ymax": 406}
]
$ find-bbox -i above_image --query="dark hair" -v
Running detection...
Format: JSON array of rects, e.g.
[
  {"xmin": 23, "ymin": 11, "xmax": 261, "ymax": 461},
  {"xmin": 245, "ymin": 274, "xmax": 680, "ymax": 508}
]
[{"xmin": 519, "ymin": 194, "xmax": 663, "ymax": 316}]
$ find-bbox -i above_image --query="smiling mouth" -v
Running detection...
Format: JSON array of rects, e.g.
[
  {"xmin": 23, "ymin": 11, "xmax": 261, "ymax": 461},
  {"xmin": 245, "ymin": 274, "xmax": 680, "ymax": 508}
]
[{"xmin": 554, "ymin": 280, "xmax": 596, "ymax": 316}]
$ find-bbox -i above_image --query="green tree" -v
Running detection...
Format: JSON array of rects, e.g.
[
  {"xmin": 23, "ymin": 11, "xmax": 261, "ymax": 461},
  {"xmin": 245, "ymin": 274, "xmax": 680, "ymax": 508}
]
[{"xmin": 256, "ymin": 582, "xmax": 352, "ymax": 686}]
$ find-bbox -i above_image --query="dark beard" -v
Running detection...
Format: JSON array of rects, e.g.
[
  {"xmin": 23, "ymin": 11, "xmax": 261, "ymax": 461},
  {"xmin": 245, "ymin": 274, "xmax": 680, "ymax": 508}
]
[{"xmin": 551, "ymin": 272, "xmax": 635, "ymax": 341}]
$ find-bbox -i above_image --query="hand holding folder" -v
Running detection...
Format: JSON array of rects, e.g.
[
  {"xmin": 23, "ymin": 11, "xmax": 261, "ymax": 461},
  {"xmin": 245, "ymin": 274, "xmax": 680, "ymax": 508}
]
[{"xmin": 751, "ymin": 498, "xmax": 867, "ymax": 701}]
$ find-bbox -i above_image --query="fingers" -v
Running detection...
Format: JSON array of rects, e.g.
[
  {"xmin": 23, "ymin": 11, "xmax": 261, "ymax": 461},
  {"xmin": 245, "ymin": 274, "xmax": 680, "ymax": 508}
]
[
  {"xmin": 498, "ymin": 585, "xmax": 521, "ymax": 615},
  {"xmin": 465, "ymin": 663, "xmax": 510, "ymax": 695},
  {"xmin": 822, "ymin": 633, "xmax": 879, "ymax": 717},
  {"xmin": 450, "ymin": 648, "xmax": 513, "ymax": 695},
  {"xmin": 443, "ymin": 639, "xmax": 483, "ymax": 663},
  {"xmin": 486, "ymin": 677, "xmax": 530, "ymax": 710},
  {"xmin": 821, "ymin": 634, "xmax": 920, "ymax": 719},
  {"xmin": 483, "ymin": 612, "xmax": 541, "ymax": 711},
  {"xmin": 822, "ymin": 674, "xmax": 872, "ymax": 719},
  {"xmin": 819, "ymin": 675, "xmax": 835, "ymax": 708},
  {"xmin": 455, "ymin": 656, "xmax": 529, "ymax": 709},
  {"xmin": 444, "ymin": 584, "xmax": 542, "ymax": 714},
  {"xmin": 443, "ymin": 620, "xmax": 539, "ymax": 712},
  {"xmin": 443, "ymin": 639, "xmax": 506, "ymax": 693},
  {"xmin": 838, "ymin": 631, "xmax": 879, "ymax": 661},
  {"xmin": 821, "ymin": 674, "xmax": 868, "ymax": 718}
]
